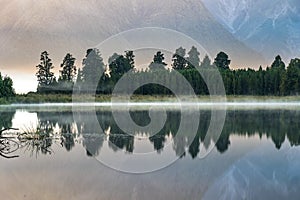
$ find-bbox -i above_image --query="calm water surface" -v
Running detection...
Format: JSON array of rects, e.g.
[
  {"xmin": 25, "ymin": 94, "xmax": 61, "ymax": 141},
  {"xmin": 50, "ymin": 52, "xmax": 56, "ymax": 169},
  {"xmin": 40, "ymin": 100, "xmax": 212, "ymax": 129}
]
[{"xmin": 0, "ymin": 105, "xmax": 300, "ymax": 200}]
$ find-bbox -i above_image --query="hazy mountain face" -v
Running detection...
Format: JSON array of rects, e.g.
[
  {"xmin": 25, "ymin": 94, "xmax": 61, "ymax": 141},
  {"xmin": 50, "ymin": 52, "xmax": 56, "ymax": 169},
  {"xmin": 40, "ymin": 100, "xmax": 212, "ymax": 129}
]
[
  {"xmin": 202, "ymin": 0, "xmax": 300, "ymax": 62},
  {"xmin": 0, "ymin": 0, "xmax": 265, "ymax": 74}
]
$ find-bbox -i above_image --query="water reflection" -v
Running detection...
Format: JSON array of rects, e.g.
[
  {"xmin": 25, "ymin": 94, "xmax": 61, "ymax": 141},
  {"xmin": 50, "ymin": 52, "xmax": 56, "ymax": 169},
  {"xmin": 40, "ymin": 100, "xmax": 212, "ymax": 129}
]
[
  {"xmin": 0, "ymin": 110, "xmax": 15, "ymax": 130},
  {"xmin": 1, "ymin": 108, "xmax": 300, "ymax": 159}
]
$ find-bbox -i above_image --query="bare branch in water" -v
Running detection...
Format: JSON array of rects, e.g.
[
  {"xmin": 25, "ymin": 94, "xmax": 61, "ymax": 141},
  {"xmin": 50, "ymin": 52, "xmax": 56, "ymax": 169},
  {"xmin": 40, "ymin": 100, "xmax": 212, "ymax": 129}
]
[
  {"xmin": 0, "ymin": 128, "xmax": 19, "ymax": 135},
  {"xmin": 0, "ymin": 152, "xmax": 19, "ymax": 159},
  {"xmin": 0, "ymin": 129, "xmax": 20, "ymax": 159}
]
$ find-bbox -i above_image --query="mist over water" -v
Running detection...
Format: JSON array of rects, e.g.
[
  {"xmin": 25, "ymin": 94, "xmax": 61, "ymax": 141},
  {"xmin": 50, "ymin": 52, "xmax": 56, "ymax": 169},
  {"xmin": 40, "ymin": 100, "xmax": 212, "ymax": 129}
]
[{"xmin": 3, "ymin": 101, "xmax": 300, "ymax": 110}]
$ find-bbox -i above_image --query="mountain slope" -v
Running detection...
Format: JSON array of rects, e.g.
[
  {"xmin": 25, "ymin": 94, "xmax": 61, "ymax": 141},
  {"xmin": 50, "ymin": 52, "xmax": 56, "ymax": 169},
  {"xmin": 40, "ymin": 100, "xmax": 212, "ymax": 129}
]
[
  {"xmin": 0, "ymin": 0, "xmax": 265, "ymax": 73},
  {"xmin": 202, "ymin": 0, "xmax": 300, "ymax": 62}
]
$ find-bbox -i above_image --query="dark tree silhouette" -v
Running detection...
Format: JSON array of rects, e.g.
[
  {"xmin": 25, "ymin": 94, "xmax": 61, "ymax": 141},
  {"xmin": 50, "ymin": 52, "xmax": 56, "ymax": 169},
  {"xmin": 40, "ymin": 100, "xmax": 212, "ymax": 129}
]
[
  {"xmin": 0, "ymin": 73, "xmax": 15, "ymax": 97},
  {"xmin": 59, "ymin": 53, "xmax": 76, "ymax": 82},
  {"xmin": 200, "ymin": 54, "xmax": 212, "ymax": 68},
  {"xmin": 57, "ymin": 53, "xmax": 77, "ymax": 93},
  {"xmin": 109, "ymin": 51, "xmax": 135, "ymax": 78},
  {"xmin": 29, "ymin": 48, "xmax": 300, "ymax": 96},
  {"xmin": 271, "ymin": 55, "xmax": 285, "ymax": 69},
  {"xmin": 81, "ymin": 48, "xmax": 105, "ymax": 93},
  {"xmin": 125, "ymin": 50, "xmax": 135, "ymax": 70},
  {"xmin": 82, "ymin": 49, "xmax": 105, "ymax": 83},
  {"xmin": 172, "ymin": 47, "xmax": 187, "ymax": 70},
  {"xmin": 214, "ymin": 51, "xmax": 231, "ymax": 70},
  {"xmin": 186, "ymin": 46, "xmax": 200, "ymax": 69},
  {"xmin": 36, "ymin": 51, "xmax": 56, "ymax": 93},
  {"xmin": 149, "ymin": 51, "xmax": 167, "ymax": 71},
  {"xmin": 281, "ymin": 58, "xmax": 300, "ymax": 95}
]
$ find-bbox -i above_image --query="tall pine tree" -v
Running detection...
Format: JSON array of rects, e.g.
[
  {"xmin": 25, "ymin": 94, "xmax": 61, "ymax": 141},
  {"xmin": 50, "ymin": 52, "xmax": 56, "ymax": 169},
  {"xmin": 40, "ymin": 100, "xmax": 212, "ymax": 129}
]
[
  {"xmin": 200, "ymin": 54, "xmax": 212, "ymax": 68},
  {"xmin": 59, "ymin": 53, "xmax": 76, "ymax": 82},
  {"xmin": 186, "ymin": 46, "xmax": 200, "ymax": 69},
  {"xmin": 82, "ymin": 48, "xmax": 105, "ymax": 89},
  {"xmin": 149, "ymin": 51, "xmax": 167, "ymax": 71},
  {"xmin": 172, "ymin": 47, "xmax": 186, "ymax": 70},
  {"xmin": 214, "ymin": 51, "xmax": 231, "ymax": 70},
  {"xmin": 36, "ymin": 51, "xmax": 56, "ymax": 93}
]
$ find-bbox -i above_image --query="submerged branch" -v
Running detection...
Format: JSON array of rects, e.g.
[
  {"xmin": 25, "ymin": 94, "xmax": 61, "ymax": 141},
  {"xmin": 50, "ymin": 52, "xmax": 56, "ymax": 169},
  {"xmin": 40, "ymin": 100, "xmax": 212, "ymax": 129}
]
[
  {"xmin": 0, "ymin": 128, "xmax": 19, "ymax": 135},
  {"xmin": 0, "ymin": 152, "xmax": 19, "ymax": 159},
  {"xmin": 0, "ymin": 128, "xmax": 20, "ymax": 159}
]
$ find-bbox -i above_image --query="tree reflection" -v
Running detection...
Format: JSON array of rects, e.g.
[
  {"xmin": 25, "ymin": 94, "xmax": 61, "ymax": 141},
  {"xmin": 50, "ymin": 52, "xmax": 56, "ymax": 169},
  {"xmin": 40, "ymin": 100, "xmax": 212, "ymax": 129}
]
[
  {"xmin": 98, "ymin": 111, "xmax": 134, "ymax": 153},
  {"xmin": 0, "ymin": 110, "xmax": 15, "ymax": 130},
  {"xmin": 2, "ymin": 109, "xmax": 300, "ymax": 159},
  {"xmin": 76, "ymin": 111, "xmax": 104, "ymax": 156},
  {"xmin": 61, "ymin": 132, "xmax": 75, "ymax": 152},
  {"xmin": 189, "ymin": 134, "xmax": 200, "ymax": 159}
]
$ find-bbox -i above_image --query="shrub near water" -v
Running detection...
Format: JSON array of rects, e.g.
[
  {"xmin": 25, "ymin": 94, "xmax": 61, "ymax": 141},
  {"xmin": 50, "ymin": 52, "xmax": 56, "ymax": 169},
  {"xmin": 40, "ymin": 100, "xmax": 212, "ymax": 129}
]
[{"xmin": 0, "ymin": 72, "xmax": 15, "ymax": 99}]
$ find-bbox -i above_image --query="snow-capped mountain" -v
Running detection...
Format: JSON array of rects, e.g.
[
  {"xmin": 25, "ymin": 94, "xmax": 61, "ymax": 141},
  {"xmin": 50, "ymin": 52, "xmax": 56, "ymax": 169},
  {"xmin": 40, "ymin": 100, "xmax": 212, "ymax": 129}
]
[
  {"xmin": 202, "ymin": 0, "xmax": 300, "ymax": 62},
  {"xmin": 0, "ymin": 0, "xmax": 265, "ymax": 73}
]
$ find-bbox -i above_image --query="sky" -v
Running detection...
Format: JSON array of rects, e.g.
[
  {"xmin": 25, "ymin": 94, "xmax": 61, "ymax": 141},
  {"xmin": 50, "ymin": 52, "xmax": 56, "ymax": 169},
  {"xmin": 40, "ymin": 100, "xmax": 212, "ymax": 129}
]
[{"xmin": 0, "ymin": 0, "xmax": 296, "ymax": 93}]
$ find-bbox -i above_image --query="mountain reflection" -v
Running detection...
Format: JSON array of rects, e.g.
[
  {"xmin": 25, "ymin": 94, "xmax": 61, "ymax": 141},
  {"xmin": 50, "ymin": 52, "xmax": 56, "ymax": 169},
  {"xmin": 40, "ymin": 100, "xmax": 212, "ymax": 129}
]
[{"xmin": 1, "ymin": 109, "xmax": 300, "ymax": 158}]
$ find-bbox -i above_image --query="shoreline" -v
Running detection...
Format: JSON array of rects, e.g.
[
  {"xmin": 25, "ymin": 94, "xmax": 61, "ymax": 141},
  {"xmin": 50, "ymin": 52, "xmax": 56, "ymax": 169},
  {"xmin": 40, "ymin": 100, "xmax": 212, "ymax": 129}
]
[
  {"xmin": 1, "ymin": 95, "xmax": 300, "ymax": 111},
  {"xmin": 2, "ymin": 94, "xmax": 300, "ymax": 104}
]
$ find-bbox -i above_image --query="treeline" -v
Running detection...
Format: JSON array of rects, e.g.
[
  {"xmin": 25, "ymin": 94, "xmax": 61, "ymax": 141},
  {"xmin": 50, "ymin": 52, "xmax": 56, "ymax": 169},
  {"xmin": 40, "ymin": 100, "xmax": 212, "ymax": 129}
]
[
  {"xmin": 0, "ymin": 73, "xmax": 15, "ymax": 98},
  {"xmin": 35, "ymin": 47, "xmax": 300, "ymax": 96}
]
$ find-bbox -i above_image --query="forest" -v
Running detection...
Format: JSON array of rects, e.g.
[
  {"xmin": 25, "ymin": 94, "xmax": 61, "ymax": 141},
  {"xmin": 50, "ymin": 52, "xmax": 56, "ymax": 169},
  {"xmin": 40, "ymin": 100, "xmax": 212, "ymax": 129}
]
[
  {"xmin": 34, "ymin": 47, "xmax": 300, "ymax": 96},
  {"xmin": 1, "ymin": 46, "xmax": 300, "ymax": 99}
]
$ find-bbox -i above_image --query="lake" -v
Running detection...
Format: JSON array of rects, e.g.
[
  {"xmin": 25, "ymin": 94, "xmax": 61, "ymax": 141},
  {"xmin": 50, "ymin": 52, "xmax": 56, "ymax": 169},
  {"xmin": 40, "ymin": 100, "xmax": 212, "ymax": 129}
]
[{"xmin": 0, "ymin": 104, "xmax": 300, "ymax": 200}]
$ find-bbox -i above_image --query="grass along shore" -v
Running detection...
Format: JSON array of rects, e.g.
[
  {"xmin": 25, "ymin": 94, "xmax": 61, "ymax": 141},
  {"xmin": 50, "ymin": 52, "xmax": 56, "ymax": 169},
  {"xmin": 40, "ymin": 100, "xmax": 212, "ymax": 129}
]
[{"xmin": 1, "ymin": 93, "xmax": 300, "ymax": 105}]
